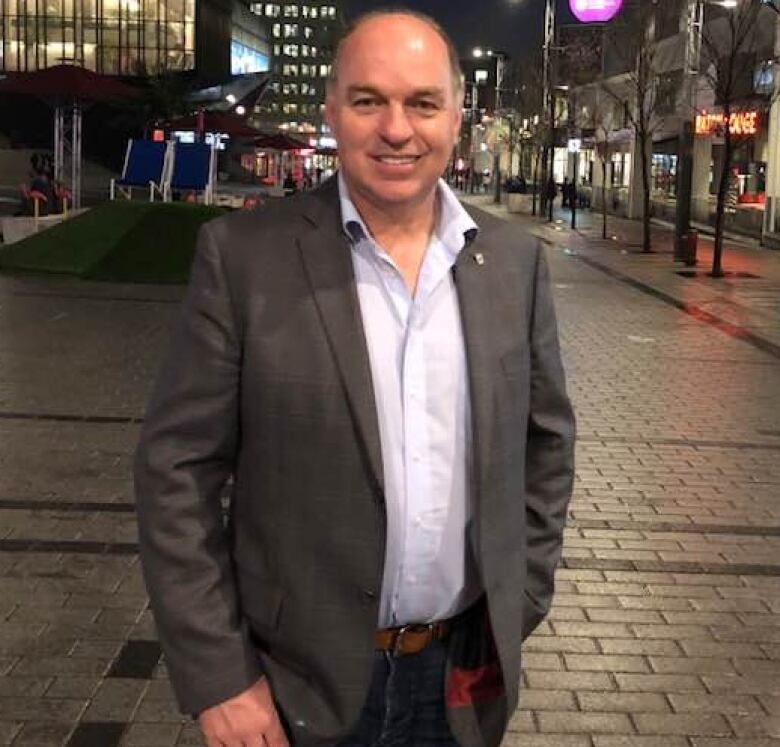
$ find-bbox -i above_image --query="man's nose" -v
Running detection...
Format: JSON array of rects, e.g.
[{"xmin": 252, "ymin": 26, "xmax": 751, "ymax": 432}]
[{"xmin": 377, "ymin": 102, "xmax": 414, "ymax": 144}]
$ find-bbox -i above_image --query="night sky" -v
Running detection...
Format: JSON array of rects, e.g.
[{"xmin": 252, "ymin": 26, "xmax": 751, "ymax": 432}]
[{"xmin": 343, "ymin": 0, "xmax": 579, "ymax": 60}]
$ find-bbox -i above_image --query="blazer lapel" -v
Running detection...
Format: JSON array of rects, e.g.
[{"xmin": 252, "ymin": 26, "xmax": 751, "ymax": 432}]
[
  {"xmin": 454, "ymin": 235, "xmax": 499, "ymax": 504},
  {"xmin": 296, "ymin": 183, "xmax": 385, "ymax": 495}
]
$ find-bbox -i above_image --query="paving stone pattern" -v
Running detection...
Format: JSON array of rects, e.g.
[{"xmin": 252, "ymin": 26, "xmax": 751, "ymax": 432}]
[{"xmin": 0, "ymin": 200, "xmax": 779, "ymax": 745}]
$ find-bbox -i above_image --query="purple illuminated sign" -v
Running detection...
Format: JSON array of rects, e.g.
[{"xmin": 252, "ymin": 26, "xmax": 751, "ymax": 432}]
[{"xmin": 569, "ymin": 0, "xmax": 623, "ymax": 23}]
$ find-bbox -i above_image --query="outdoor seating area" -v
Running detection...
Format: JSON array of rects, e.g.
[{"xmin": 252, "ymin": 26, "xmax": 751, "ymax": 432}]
[
  {"xmin": 110, "ymin": 139, "xmax": 217, "ymax": 205},
  {"xmin": 109, "ymin": 139, "xmax": 170, "ymax": 202}
]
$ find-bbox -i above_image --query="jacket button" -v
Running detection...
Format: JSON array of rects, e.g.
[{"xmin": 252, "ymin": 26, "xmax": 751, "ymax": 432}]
[{"xmin": 361, "ymin": 589, "xmax": 377, "ymax": 604}]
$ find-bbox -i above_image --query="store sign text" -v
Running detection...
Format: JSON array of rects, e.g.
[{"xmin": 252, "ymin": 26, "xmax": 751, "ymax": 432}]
[{"xmin": 695, "ymin": 111, "xmax": 760, "ymax": 137}]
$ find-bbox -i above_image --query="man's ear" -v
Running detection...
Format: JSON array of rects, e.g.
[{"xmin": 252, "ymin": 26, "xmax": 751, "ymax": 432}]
[{"xmin": 452, "ymin": 105, "xmax": 463, "ymax": 148}]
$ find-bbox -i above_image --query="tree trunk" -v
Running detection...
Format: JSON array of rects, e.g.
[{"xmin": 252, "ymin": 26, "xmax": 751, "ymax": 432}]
[
  {"xmin": 601, "ymin": 158, "xmax": 608, "ymax": 240},
  {"xmin": 712, "ymin": 129, "xmax": 732, "ymax": 279},
  {"xmin": 639, "ymin": 128, "xmax": 652, "ymax": 253}
]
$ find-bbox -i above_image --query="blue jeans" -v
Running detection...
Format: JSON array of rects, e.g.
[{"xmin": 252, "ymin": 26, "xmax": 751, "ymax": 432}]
[{"xmin": 336, "ymin": 641, "xmax": 460, "ymax": 747}]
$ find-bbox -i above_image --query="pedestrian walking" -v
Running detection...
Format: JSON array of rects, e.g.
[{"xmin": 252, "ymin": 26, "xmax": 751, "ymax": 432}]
[
  {"xmin": 134, "ymin": 10, "xmax": 575, "ymax": 747},
  {"xmin": 546, "ymin": 177, "xmax": 558, "ymax": 208}
]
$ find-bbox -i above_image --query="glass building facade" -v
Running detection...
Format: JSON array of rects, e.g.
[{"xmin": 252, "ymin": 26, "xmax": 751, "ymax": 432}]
[
  {"xmin": 251, "ymin": 1, "xmax": 343, "ymax": 135},
  {"xmin": 0, "ymin": 0, "xmax": 196, "ymax": 75}
]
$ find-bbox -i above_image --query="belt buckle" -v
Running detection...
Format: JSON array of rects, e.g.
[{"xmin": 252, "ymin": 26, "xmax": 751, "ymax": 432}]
[{"xmin": 393, "ymin": 623, "xmax": 434, "ymax": 656}]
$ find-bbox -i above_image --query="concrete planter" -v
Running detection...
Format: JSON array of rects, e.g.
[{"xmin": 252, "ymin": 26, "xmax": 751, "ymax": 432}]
[
  {"xmin": 507, "ymin": 192, "xmax": 527, "ymax": 214},
  {"xmin": 1, "ymin": 209, "xmax": 87, "ymax": 245}
]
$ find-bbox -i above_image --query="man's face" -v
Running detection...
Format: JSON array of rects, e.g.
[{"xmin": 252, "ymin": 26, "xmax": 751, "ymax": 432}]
[{"xmin": 325, "ymin": 15, "xmax": 463, "ymax": 211}]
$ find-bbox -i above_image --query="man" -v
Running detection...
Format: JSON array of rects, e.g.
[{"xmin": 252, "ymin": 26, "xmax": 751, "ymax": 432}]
[{"xmin": 135, "ymin": 11, "xmax": 574, "ymax": 747}]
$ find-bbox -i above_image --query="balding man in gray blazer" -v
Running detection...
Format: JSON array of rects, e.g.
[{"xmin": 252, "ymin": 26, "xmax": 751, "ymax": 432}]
[{"xmin": 135, "ymin": 10, "xmax": 575, "ymax": 747}]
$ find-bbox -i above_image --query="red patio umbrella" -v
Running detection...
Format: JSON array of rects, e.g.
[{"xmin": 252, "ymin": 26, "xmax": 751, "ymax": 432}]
[
  {"xmin": 0, "ymin": 65, "xmax": 140, "ymax": 209},
  {"xmin": 254, "ymin": 133, "xmax": 310, "ymax": 151},
  {"xmin": 0, "ymin": 64, "xmax": 139, "ymax": 102},
  {"xmin": 168, "ymin": 111, "xmax": 263, "ymax": 138}
]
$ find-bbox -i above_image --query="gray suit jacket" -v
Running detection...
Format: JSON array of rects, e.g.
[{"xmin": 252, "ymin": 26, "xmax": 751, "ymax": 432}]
[{"xmin": 134, "ymin": 177, "xmax": 575, "ymax": 747}]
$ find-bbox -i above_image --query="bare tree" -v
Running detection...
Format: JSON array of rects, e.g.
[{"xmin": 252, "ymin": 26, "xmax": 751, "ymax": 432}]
[
  {"xmin": 580, "ymin": 88, "xmax": 616, "ymax": 240},
  {"xmin": 510, "ymin": 54, "xmax": 546, "ymax": 214},
  {"xmin": 699, "ymin": 1, "xmax": 770, "ymax": 277},
  {"xmin": 601, "ymin": 1, "xmax": 674, "ymax": 253}
]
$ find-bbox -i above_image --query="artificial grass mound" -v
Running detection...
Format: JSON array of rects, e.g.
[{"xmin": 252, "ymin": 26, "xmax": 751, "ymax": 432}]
[{"xmin": 0, "ymin": 201, "xmax": 226, "ymax": 284}]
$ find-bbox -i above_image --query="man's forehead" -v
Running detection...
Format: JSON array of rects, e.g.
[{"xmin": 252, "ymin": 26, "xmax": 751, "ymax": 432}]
[
  {"xmin": 337, "ymin": 38, "xmax": 451, "ymax": 89},
  {"xmin": 340, "ymin": 15, "xmax": 449, "ymax": 65},
  {"xmin": 345, "ymin": 83, "xmax": 448, "ymax": 99}
]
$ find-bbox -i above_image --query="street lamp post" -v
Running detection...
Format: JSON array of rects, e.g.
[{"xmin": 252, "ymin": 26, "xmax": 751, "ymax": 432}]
[
  {"xmin": 674, "ymin": 0, "xmax": 704, "ymax": 260},
  {"xmin": 474, "ymin": 47, "xmax": 508, "ymax": 204},
  {"xmin": 542, "ymin": 0, "xmax": 557, "ymax": 219},
  {"xmin": 469, "ymin": 81, "xmax": 478, "ymax": 194}
]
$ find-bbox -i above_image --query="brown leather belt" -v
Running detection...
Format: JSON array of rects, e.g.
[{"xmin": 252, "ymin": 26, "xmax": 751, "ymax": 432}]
[{"xmin": 374, "ymin": 621, "xmax": 451, "ymax": 656}]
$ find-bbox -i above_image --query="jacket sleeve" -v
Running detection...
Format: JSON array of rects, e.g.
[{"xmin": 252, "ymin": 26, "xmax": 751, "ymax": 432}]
[
  {"xmin": 522, "ymin": 244, "xmax": 576, "ymax": 638},
  {"xmin": 134, "ymin": 222, "xmax": 262, "ymax": 716}
]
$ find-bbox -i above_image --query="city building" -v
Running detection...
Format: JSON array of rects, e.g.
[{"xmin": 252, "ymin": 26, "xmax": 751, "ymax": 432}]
[
  {"xmin": 249, "ymin": 1, "xmax": 344, "ymax": 138},
  {"xmin": 565, "ymin": 0, "xmax": 779, "ymax": 244},
  {"xmin": 0, "ymin": 0, "xmax": 269, "ymax": 84},
  {"xmin": 458, "ymin": 52, "xmax": 524, "ymax": 193}
]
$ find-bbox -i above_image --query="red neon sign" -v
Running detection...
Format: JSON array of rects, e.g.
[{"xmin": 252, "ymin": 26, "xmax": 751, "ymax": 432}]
[{"xmin": 695, "ymin": 110, "xmax": 759, "ymax": 136}]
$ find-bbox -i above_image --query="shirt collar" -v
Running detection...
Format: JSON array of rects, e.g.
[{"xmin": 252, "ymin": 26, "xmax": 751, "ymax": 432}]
[{"xmin": 338, "ymin": 172, "xmax": 479, "ymax": 258}]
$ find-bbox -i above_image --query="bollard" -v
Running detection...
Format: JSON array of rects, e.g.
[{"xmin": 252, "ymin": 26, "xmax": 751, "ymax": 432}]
[{"xmin": 685, "ymin": 229, "xmax": 698, "ymax": 267}]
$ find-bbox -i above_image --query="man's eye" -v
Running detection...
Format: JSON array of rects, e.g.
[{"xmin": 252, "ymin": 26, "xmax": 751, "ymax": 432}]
[
  {"xmin": 414, "ymin": 100, "xmax": 439, "ymax": 112},
  {"xmin": 353, "ymin": 98, "xmax": 379, "ymax": 108}
]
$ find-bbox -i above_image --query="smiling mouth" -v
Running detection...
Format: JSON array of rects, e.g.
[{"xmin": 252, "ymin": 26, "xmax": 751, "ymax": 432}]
[{"xmin": 372, "ymin": 155, "xmax": 421, "ymax": 165}]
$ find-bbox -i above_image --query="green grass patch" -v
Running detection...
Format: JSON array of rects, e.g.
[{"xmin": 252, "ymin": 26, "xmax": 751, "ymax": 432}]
[{"xmin": 0, "ymin": 201, "xmax": 226, "ymax": 284}]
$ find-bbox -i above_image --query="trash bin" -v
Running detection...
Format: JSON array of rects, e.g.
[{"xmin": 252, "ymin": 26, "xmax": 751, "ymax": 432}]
[{"xmin": 685, "ymin": 229, "xmax": 698, "ymax": 266}]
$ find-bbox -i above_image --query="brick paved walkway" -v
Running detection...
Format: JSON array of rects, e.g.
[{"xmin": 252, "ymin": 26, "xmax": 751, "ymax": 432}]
[{"xmin": 0, "ymin": 198, "xmax": 778, "ymax": 746}]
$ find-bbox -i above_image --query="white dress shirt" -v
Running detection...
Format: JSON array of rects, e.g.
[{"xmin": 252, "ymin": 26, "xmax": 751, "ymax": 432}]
[{"xmin": 339, "ymin": 174, "xmax": 482, "ymax": 627}]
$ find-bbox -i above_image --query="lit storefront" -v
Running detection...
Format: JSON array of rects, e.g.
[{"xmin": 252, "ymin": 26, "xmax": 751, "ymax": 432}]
[
  {"xmin": 0, "ymin": 1, "xmax": 268, "ymax": 82},
  {"xmin": 0, "ymin": 0, "xmax": 196, "ymax": 75},
  {"xmin": 695, "ymin": 109, "xmax": 767, "ymax": 208}
]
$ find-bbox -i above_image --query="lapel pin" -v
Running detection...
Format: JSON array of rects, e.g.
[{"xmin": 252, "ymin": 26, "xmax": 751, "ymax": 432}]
[{"xmin": 473, "ymin": 252, "xmax": 485, "ymax": 266}]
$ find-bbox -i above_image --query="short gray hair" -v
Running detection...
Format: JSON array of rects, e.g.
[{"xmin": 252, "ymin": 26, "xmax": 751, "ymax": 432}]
[{"xmin": 327, "ymin": 9, "xmax": 465, "ymax": 98}]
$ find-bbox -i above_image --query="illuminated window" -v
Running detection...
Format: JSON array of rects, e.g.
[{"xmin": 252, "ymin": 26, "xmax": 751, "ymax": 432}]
[
  {"xmin": 273, "ymin": 23, "xmax": 281, "ymax": 37},
  {"xmin": 265, "ymin": 4, "xmax": 280, "ymax": 16},
  {"xmin": 283, "ymin": 103, "xmax": 298, "ymax": 114},
  {"xmin": 283, "ymin": 44, "xmax": 298, "ymax": 57},
  {"xmin": 283, "ymin": 63, "xmax": 298, "ymax": 76},
  {"xmin": 283, "ymin": 5, "xmax": 298, "ymax": 17},
  {"xmin": 0, "ymin": 0, "xmax": 195, "ymax": 74},
  {"xmin": 274, "ymin": 44, "xmax": 281, "ymax": 55},
  {"xmin": 319, "ymin": 64, "xmax": 329, "ymax": 77},
  {"xmin": 302, "ymin": 82, "xmax": 310, "ymax": 94},
  {"xmin": 284, "ymin": 24, "xmax": 298, "ymax": 37},
  {"xmin": 310, "ymin": 7, "xmax": 318, "ymax": 18},
  {"xmin": 304, "ymin": 26, "xmax": 314, "ymax": 39}
]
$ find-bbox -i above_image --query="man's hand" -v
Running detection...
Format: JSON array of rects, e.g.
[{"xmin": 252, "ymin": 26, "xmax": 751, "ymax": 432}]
[{"xmin": 198, "ymin": 677, "xmax": 291, "ymax": 747}]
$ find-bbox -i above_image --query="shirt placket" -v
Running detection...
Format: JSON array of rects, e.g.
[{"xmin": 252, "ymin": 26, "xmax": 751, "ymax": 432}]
[
  {"xmin": 396, "ymin": 287, "xmax": 432, "ymax": 623},
  {"xmin": 371, "ymin": 250, "xmax": 414, "ymax": 623}
]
